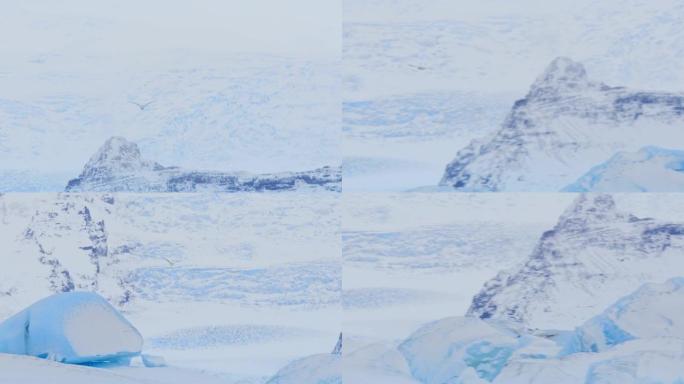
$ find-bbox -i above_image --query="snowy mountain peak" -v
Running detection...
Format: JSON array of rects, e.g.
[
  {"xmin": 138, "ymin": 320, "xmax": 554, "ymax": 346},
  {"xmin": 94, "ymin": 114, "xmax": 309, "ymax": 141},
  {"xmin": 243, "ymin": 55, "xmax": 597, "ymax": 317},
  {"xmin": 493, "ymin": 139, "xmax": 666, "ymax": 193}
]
[
  {"xmin": 529, "ymin": 57, "xmax": 592, "ymax": 96},
  {"xmin": 440, "ymin": 57, "xmax": 684, "ymax": 192},
  {"xmin": 556, "ymin": 194, "xmax": 623, "ymax": 227},
  {"xmin": 468, "ymin": 194, "xmax": 684, "ymax": 330},
  {"xmin": 79, "ymin": 136, "xmax": 161, "ymax": 179}
]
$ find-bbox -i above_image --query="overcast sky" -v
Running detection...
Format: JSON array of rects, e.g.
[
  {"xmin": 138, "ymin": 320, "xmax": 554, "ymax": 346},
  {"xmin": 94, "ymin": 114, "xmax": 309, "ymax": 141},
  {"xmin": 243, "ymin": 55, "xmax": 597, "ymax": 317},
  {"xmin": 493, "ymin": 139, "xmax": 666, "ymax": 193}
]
[{"xmin": 0, "ymin": 0, "xmax": 341, "ymax": 65}]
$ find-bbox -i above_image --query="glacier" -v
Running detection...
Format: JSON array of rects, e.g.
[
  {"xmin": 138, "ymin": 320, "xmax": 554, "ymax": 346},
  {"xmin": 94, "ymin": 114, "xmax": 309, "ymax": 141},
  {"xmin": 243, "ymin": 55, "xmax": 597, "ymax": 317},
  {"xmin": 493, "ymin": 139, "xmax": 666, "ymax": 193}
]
[
  {"xmin": 0, "ymin": 292, "xmax": 142, "ymax": 364},
  {"xmin": 563, "ymin": 146, "xmax": 684, "ymax": 192},
  {"xmin": 65, "ymin": 137, "xmax": 341, "ymax": 192}
]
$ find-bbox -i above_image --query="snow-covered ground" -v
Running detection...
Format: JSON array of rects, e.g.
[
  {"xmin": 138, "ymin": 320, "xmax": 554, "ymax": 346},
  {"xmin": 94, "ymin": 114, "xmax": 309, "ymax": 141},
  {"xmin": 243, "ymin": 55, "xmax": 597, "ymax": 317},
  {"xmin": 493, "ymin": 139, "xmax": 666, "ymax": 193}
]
[{"xmin": 0, "ymin": 193, "xmax": 341, "ymax": 383}]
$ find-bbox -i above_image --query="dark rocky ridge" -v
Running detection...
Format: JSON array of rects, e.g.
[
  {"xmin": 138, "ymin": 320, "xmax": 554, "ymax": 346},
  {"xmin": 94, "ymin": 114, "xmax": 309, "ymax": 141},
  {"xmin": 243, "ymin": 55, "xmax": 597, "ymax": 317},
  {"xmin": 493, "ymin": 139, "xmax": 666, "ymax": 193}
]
[{"xmin": 66, "ymin": 137, "xmax": 341, "ymax": 192}]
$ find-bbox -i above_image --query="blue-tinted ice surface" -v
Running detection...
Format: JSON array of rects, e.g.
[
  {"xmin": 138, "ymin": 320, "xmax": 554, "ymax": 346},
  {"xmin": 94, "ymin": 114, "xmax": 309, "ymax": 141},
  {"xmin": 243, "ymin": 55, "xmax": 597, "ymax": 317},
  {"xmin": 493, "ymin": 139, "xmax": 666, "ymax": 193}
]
[
  {"xmin": 0, "ymin": 292, "xmax": 142, "ymax": 365},
  {"xmin": 563, "ymin": 146, "xmax": 684, "ymax": 192}
]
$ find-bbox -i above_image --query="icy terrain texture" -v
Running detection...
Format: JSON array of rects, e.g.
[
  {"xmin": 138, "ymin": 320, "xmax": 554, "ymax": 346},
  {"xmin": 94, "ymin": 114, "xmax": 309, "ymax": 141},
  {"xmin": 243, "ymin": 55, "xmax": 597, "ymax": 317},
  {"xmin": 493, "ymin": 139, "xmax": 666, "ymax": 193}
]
[
  {"xmin": 344, "ymin": 0, "xmax": 684, "ymax": 191},
  {"xmin": 563, "ymin": 146, "xmax": 684, "ymax": 192},
  {"xmin": 65, "ymin": 137, "xmax": 341, "ymax": 192},
  {"xmin": 563, "ymin": 277, "xmax": 684, "ymax": 354},
  {"xmin": 468, "ymin": 194, "xmax": 684, "ymax": 330},
  {"xmin": 286, "ymin": 276, "xmax": 684, "ymax": 383},
  {"xmin": 0, "ymin": 53, "xmax": 340, "ymax": 191},
  {"xmin": 0, "ymin": 292, "xmax": 142, "ymax": 364},
  {"xmin": 398, "ymin": 317, "xmax": 521, "ymax": 383},
  {"xmin": 440, "ymin": 57, "xmax": 684, "ymax": 191},
  {"xmin": 0, "ymin": 192, "xmax": 340, "ymax": 382}
]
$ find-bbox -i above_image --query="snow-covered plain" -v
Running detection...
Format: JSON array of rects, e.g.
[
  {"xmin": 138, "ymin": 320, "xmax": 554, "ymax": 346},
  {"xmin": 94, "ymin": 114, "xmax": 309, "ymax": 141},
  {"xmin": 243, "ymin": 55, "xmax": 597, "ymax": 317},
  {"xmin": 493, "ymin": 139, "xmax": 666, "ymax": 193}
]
[{"xmin": 0, "ymin": 193, "xmax": 341, "ymax": 383}]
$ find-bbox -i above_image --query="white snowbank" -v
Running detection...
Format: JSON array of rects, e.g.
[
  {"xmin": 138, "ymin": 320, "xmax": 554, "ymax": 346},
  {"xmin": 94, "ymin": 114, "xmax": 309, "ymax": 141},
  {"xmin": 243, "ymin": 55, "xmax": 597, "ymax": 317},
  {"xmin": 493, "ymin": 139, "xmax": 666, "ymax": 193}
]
[{"xmin": 0, "ymin": 292, "xmax": 142, "ymax": 364}]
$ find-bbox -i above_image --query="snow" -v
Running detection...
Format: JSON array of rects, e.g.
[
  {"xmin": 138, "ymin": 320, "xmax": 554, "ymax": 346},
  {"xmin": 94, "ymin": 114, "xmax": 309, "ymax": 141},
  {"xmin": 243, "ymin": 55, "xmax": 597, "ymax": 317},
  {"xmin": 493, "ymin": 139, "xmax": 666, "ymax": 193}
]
[
  {"xmin": 266, "ymin": 354, "xmax": 341, "ymax": 384},
  {"xmin": 141, "ymin": 354, "xmax": 166, "ymax": 368},
  {"xmin": 0, "ymin": 353, "xmax": 238, "ymax": 384},
  {"xmin": 344, "ymin": 341, "xmax": 419, "ymax": 384},
  {"xmin": 563, "ymin": 146, "xmax": 684, "ymax": 192},
  {"xmin": 0, "ymin": 292, "xmax": 142, "ymax": 364}
]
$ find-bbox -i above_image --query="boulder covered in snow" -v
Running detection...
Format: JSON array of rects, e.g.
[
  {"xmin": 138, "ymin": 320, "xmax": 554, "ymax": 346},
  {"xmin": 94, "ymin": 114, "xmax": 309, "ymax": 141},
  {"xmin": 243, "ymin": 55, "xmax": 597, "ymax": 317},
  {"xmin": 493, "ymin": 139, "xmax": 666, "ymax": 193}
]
[{"xmin": 0, "ymin": 292, "xmax": 143, "ymax": 364}]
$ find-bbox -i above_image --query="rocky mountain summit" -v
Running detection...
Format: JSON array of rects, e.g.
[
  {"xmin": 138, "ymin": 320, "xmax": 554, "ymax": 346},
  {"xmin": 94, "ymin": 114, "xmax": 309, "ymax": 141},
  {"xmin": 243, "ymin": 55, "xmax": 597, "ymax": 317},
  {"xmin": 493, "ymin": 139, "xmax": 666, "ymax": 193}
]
[
  {"xmin": 468, "ymin": 194, "xmax": 684, "ymax": 330},
  {"xmin": 65, "ymin": 137, "xmax": 341, "ymax": 192},
  {"xmin": 440, "ymin": 57, "xmax": 684, "ymax": 191}
]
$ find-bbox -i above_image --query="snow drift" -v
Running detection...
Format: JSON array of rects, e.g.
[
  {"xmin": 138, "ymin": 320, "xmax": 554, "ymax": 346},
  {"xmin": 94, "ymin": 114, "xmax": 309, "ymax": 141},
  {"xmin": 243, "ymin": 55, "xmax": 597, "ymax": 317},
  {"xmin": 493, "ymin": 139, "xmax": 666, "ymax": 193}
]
[{"xmin": 0, "ymin": 292, "xmax": 143, "ymax": 364}]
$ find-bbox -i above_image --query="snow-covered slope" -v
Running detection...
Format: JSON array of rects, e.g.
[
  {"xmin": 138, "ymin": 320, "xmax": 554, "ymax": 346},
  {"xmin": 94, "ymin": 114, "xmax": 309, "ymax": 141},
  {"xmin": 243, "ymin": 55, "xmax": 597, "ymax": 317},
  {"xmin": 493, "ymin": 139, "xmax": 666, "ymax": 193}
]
[
  {"xmin": 0, "ymin": 353, "xmax": 236, "ymax": 384},
  {"xmin": 65, "ymin": 137, "xmax": 341, "ymax": 192},
  {"xmin": 563, "ymin": 146, "xmax": 684, "ymax": 192},
  {"xmin": 440, "ymin": 57, "xmax": 684, "ymax": 191},
  {"xmin": 468, "ymin": 194, "xmax": 684, "ymax": 330}
]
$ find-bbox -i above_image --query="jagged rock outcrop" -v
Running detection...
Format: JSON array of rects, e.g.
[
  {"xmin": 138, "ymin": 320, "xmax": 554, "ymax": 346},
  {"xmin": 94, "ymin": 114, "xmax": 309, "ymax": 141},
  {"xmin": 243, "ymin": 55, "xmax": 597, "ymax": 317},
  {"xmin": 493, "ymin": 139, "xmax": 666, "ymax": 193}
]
[
  {"xmin": 21, "ymin": 194, "xmax": 132, "ymax": 306},
  {"xmin": 468, "ymin": 194, "xmax": 684, "ymax": 330},
  {"xmin": 440, "ymin": 57, "xmax": 684, "ymax": 191},
  {"xmin": 66, "ymin": 137, "xmax": 341, "ymax": 192}
]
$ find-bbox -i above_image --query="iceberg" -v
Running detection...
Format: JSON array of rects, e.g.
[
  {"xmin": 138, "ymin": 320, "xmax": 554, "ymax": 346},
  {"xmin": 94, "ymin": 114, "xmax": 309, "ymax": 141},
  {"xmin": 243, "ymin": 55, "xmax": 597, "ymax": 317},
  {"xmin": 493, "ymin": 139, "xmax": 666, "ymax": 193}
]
[
  {"xmin": 398, "ymin": 317, "xmax": 523, "ymax": 383},
  {"xmin": 563, "ymin": 146, "xmax": 684, "ymax": 192},
  {"xmin": 0, "ymin": 292, "xmax": 143, "ymax": 364},
  {"xmin": 562, "ymin": 277, "xmax": 684, "ymax": 354}
]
